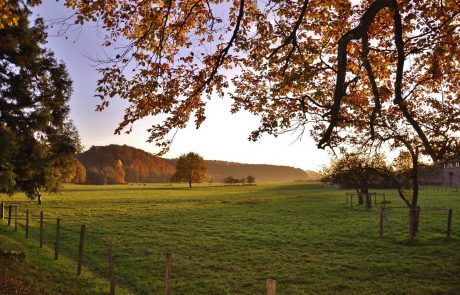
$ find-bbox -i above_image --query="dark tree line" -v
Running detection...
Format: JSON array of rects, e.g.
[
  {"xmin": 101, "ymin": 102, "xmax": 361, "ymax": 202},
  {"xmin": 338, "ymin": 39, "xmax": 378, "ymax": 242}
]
[{"xmin": 223, "ymin": 175, "xmax": 255, "ymax": 186}]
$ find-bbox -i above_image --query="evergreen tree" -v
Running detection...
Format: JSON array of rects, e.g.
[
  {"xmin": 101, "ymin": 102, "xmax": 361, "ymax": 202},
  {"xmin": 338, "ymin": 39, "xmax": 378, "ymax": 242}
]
[{"xmin": 0, "ymin": 3, "xmax": 79, "ymax": 204}]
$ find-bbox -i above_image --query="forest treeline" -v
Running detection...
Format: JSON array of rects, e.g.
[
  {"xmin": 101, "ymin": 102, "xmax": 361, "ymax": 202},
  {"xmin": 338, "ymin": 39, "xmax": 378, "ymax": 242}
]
[
  {"xmin": 200, "ymin": 160, "xmax": 320, "ymax": 183},
  {"xmin": 73, "ymin": 144, "xmax": 321, "ymax": 184}
]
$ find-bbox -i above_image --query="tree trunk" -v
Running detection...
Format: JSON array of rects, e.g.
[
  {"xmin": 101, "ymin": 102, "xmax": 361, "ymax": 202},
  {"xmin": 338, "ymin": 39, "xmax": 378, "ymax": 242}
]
[
  {"xmin": 408, "ymin": 147, "xmax": 420, "ymax": 239},
  {"xmin": 364, "ymin": 191, "xmax": 372, "ymax": 210},
  {"xmin": 409, "ymin": 206, "xmax": 420, "ymax": 239},
  {"xmin": 357, "ymin": 189, "xmax": 364, "ymax": 205},
  {"xmin": 189, "ymin": 180, "xmax": 192, "ymax": 188},
  {"xmin": 34, "ymin": 187, "xmax": 43, "ymax": 205}
]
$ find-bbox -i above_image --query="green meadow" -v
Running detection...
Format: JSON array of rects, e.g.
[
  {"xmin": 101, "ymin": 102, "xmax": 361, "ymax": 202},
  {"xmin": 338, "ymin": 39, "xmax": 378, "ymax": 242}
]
[{"xmin": 0, "ymin": 183, "xmax": 459, "ymax": 294}]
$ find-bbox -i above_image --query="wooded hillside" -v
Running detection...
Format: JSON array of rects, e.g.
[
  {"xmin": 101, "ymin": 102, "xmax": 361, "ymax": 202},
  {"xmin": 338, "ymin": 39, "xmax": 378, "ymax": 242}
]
[
  {"xmin": 78, "ymin": 145, "xmax": 320, "ymax": 184},
  {"xmin": 78, "ymin": 145, "xmax": 175, "ymax": 184}
]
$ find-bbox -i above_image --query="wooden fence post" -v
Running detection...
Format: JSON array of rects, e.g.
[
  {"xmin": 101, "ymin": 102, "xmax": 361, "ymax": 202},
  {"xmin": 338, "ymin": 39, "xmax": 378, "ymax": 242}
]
[
  {"xmin": 25, "ymin": 209, "xmax": 29, "ymax": 239},
  {"xmin": 40, "ymin": 211, "xmax": 44, "ymax": 248},
  {"xmin": 266, "ymin": 279, "xmax": 276, "ymax": 295},
  {"xmin": 165, "ymin": 252, "xmax": 172, "ymax": 295},
  {"xmin": 77, "ymin": 224, "xmax": 86, "ymax": 276},
  {"xmin": 383, "ymin": 194, "xmax": 386, "ymax": 207},
  {"xmin": 8, "ymin": 205, "xmax": 12, "ymax": 226},
  {"xmin": 55, "ymin": 218, "xmax": 60, "ymax": 260},
  {"xmin": 14, "ymin": 205, "xmax": 17, "ymax": 232},
  {"xmin": 350, "ymin": 195, "xmax": 353, "ymax": 209},
  {"xmin": 107, "ymin": 241, "xmax": 115, "ymax": 295},
  {"xmin": 379, "ymin": 207, "xmax": 384, "ymax": 238},
  {"xmin": 1, "ymin": 202, "xmax": 3, "ymax": 220},
  {"xmin": 447, "ymin": 209, "xmax": 452, "ymax": 239}
]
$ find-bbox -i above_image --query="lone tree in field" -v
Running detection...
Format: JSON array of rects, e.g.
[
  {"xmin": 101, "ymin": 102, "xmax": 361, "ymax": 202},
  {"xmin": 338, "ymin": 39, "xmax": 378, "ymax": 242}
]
[
  {"xmin": 172, "ymin": 152, "xmax": 207, "ymax": 188},
  {"xmin": 0, "ymin": 3, "xmax": 80, "ymax": 204},
  {"xmin": 322, "ymin": 153, "xmax": 387, "ymax": 209},
  {"xmin": 246, "ymin": 175, "xmax": 255, "ymax": 185}
]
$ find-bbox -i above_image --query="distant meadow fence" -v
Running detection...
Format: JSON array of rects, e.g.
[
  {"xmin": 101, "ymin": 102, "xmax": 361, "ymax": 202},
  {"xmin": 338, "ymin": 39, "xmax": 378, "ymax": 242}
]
[
  {"xmin": 0, "ymin": 201, "xmax": 279, "ymax": 295},
  {"xmin": 343, "ymin": 188, "xmax": 454, "ymax": 241},
  {"xmin": 0, "ymin": 185, "xmax": 456, "ymax": 294}
]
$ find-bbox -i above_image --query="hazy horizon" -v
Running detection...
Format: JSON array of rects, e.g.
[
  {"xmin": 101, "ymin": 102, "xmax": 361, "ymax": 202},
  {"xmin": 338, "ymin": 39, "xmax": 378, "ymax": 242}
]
[{"xmin": 83, "ymin": 143, "xmax": 322, "ymax": 172}]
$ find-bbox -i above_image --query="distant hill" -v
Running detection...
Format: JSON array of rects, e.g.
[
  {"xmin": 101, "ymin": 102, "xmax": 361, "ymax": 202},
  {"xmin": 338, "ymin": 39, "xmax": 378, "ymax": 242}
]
[
  {"xmin": 78, "ymin": 144, "xmax": 320, "ymax": 184},
  {"xmin": 78, "ymin": 145, "xmax": 175, "ymax": 184},
  {"xmin": 206, "ymin": 160, "xmax": 320, "ymax": 183},
  {"xmin": 165, "ymin": 159, "xmax": 321, "ymax": 183}
]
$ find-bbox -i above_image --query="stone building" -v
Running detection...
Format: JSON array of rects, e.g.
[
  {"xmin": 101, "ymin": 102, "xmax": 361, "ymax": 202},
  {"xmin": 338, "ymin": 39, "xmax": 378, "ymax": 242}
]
[{"xmin": 443, "ymin": 157, "xmax": 460, "ymax": 187}]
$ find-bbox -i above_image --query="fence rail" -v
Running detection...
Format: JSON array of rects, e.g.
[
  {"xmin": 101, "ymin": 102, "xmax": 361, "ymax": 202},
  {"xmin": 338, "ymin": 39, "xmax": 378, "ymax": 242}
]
[{"xmin": 345, "ymin": 192, "xmax": 387, "ymax": 209}]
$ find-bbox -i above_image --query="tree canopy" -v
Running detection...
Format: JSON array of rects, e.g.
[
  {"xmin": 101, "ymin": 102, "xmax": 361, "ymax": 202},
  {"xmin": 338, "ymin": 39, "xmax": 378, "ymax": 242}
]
[
  {"xmin": 322, "ymin": 152, "xmax": 388, "ymax": 208},
  {"xmin": 171, "ymin": 152, "xmax": 207, "ymax": 187},
  {"xmin": 322, "ymin": 153, "xmax": 387, "ymax": 188},
  {"xmin": 0, "ymin": 3, "xmax": 79, "ymax": 204},
  {"xmin": 59, "ymin": 0, "xmax": 460, "ymax": 161}
]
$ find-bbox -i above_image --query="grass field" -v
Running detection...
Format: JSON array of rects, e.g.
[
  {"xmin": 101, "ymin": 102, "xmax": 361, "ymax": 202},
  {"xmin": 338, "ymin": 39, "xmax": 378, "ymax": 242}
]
[{"xmin": 1, "ymin": 182, "xmax": 459, "ymax": 294}]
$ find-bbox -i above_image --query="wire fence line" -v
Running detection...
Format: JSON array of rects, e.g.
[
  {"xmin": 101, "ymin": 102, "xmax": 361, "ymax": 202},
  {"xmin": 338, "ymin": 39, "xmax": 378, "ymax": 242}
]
[
  {"xmin": 341, "ymin": 191, "xmax": 455, "ymax": 242},
  {"xmin": 0, "ymin": 191, "xmax": 456, "ymax": 294},
  {"xmin": 378, "ymin": 206, "xmax": 453, "ymax": 241},
  {"xmin": 0, "ymin": 202, "xmax": 281, "ymax": 295},
  {"xmin": 420, "ymin": 185, "xmax": 460, "ymax": 192}
]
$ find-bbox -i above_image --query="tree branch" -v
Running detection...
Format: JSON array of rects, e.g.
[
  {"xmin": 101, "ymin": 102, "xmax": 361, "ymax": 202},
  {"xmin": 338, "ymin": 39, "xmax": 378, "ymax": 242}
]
[
  {"xmin": 267, "ymin": 0, "xmax": 310, "ymax": 59},
  {"xmin": 318, "ymin": 0, "xmax": 393, "ymax": 149}
]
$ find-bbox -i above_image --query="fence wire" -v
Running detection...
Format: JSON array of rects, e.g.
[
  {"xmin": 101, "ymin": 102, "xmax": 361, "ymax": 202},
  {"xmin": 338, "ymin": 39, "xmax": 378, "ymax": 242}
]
[{"xmin": 382, "ymin": 207, "xmax": 452, "ymax": 241}]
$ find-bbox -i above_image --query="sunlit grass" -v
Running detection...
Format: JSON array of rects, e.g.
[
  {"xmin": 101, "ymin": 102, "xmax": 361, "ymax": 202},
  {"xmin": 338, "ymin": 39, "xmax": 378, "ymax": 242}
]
[{"xmin": 1, "ymin": 183, "xmax": 459, "ymax": 294}]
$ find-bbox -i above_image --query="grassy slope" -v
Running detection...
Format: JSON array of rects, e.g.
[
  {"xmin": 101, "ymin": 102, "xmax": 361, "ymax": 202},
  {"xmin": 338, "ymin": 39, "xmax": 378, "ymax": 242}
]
[{"xmin": 0, "ymin": 183, "xmax": 459, "ymax": 294}]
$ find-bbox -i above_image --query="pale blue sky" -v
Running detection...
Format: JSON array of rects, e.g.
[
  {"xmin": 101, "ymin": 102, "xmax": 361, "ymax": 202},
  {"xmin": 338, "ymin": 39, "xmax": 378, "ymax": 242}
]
[{"xmin": 33, "ymin": 0, "xmax": 330, "ymax": 171}]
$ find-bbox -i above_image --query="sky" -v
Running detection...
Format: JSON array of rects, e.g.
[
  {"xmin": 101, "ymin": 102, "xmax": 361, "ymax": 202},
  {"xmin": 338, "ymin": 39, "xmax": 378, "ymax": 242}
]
[{"xmin": 32, "ymin": 0, "xmax": 331, "ymax": 172}]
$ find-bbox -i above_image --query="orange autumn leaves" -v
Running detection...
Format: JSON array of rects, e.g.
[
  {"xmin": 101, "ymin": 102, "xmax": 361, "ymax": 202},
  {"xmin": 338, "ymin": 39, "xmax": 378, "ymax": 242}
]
[{"xmin": 4, "ymin": 0, "xmax": 460, "ymax": 160}]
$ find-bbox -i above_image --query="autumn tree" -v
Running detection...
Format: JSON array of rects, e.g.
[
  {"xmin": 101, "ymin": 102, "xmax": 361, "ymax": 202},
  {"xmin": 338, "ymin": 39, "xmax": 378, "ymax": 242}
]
[
  {"xmin": 73, "ymin": 161, "xmax": 87, "ymax": 184},
  {"xmin": 321, "ymin": 153, "xmax": 388, "ymax": 209},
  {"xmin": 0, "ymin": 4, "xmax": 80, "ymax": 204},
  {"xmin": 0, "ymin": 0, "xmax": 41, "ymax": 29},
  {"xmin": 113, "ymin": 159, "xmax": 126, "ymax": 184},
  {"xmin": 49, "ymin": 0, "xmax": 460, "ymax": 235},
  {"xmin": 246, "ymin": 175, "xmax": 255, "ymax": 185},
  {"xmin": 59, "ymin": 0, "xmax": 459, "ymax": 153},
  {"xmin": 171, "ymin": 152, "xmax": 207, "ymax": 188},
  {"xmin": 65, "ymin": 160, "xmax": 86, "ymax": 184}
]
